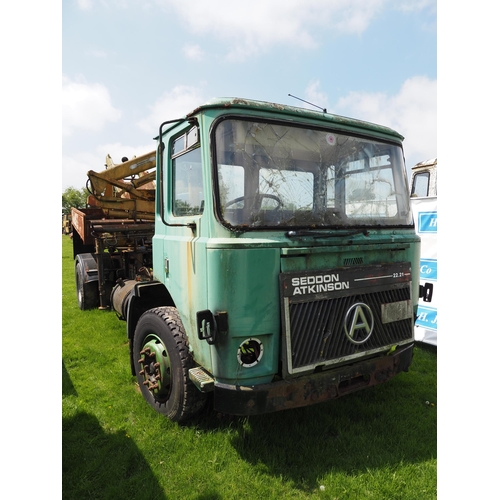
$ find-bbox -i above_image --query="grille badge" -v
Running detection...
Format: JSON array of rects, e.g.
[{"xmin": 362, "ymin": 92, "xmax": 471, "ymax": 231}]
[{"xmin": 343, "ymin": 302, "xmax": 374, "ymax": 345}]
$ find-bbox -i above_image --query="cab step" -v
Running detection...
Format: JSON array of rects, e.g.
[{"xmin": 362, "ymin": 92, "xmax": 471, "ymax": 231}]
[{"xmin": 188, "ymin": 366, "xmax": 215, "ymax": 393}]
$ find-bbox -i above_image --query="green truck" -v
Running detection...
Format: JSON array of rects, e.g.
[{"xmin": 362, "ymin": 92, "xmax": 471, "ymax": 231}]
[{"xmin": 71, "ymin": 97, "xmax": 432, "ymax": 422}]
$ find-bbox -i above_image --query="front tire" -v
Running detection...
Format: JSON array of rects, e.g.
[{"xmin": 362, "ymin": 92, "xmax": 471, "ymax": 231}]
[{"xmin": 133, "ymin": 307, "xmax": 207, "ymax": 423}]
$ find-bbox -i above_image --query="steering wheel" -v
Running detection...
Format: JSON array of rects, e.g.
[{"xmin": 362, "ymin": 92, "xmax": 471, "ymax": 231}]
[{"xmin": 224, "ymin": 194, "xmax": 284, "ymax": 210}]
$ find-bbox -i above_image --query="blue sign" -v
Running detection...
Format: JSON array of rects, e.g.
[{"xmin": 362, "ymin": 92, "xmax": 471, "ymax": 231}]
[
  {"xmin": 420, "ymin": 259, "xmax": 437, "ymax": 281},
  {"xmin": 418, "ymin": 211, "xmax": 437, "ymax": 233},
  {"xmin": 415, "ymin": 305, "xmax": 437, "ymax": 331}
]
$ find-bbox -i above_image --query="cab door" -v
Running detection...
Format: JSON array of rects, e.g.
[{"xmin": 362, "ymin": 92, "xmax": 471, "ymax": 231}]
[{"xmin": 154, "ymin": 125, "xmax": 211, "ymax": 368}]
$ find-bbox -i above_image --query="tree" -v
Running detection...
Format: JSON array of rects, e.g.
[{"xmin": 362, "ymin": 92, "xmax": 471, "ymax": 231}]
[{"xmin": 62, "ymin": 186, "xmax": 87, "ymax": 215}]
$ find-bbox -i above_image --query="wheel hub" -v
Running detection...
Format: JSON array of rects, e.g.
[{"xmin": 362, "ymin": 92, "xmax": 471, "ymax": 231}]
[{"xmin": 138, "ymin": 339, "xmax": 171, "ymax": 396}]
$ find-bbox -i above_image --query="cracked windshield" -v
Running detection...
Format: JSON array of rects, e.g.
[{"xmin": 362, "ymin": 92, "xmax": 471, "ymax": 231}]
[{"xmin": 215, "ymin": 119, "xmax": 411, "ymax": 229}]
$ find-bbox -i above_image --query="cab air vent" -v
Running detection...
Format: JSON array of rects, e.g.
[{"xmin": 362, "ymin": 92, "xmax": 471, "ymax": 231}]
[{"xmin": 343, "ymin": 257, "xmax": 363, "ymax": 266}]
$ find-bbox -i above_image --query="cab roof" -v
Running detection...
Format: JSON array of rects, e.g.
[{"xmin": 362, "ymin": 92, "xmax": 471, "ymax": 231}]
[{"xmin": 186, "ymin": 97, "xmax": 404, "ymax": 142}]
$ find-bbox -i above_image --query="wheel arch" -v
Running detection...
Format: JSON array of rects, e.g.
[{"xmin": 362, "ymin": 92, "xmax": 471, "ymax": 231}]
[
  {"xmin": 75, "ymin": 253, "xmax": 100, "ymax": 310},
  {"xmin": 75, "ymin": 253, "xmax": 98, "ymax": 284}
]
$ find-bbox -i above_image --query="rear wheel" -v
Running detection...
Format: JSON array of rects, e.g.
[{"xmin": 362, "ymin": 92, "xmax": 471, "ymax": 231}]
[
  {"xmin": 133, "ymin": 307, "xmax": 207, "ymax": 423},
  {"xmin": 75, "ymin": 261, "xmax": 99, "ymax": 310}
]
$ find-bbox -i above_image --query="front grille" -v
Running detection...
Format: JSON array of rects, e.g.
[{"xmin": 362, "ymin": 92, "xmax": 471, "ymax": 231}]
[
  {"xmin": 279, "ymin": 262, "xmax": 414, "ymax": 376},
  {"xmin": 287, "ymin": 287, "xmax": 412, "ymax": 372}
]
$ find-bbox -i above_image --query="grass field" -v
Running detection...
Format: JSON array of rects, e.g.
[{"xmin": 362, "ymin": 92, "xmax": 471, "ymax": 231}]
[{"xmin": 62, "ymin": 235, "xmax": 437, "ymax": 499}]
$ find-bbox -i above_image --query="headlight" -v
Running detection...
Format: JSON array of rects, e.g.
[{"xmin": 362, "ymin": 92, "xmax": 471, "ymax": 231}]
[{"xmin": 237, "ymin": 338, "xmax": 263, "ymax": 368}]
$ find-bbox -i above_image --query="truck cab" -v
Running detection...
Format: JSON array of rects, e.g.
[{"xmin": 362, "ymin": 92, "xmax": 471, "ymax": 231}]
[
  {"xmin": 75, "ymin": 98, "xmax": 431, "ymax": 422},
  {"xmin": 136, "ymin": 98, "xmax": 425, "ymax": 419}
]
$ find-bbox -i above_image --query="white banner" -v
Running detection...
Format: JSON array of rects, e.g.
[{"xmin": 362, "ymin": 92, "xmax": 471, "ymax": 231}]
[{"xmin": 411, "ymin": 196, "xmax": 437, "ymax": 346}]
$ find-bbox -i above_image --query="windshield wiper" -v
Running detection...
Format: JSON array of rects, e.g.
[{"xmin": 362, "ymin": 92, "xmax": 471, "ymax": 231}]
[{"xmin": 285, "ymin": 229, "xmax": 369, "ymax": 239}]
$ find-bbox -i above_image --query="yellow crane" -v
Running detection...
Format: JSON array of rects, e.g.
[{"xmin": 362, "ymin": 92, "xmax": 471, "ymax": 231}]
[{"xmin": 86, "ymin": 150, "xmax": 157, "ymax": 220}]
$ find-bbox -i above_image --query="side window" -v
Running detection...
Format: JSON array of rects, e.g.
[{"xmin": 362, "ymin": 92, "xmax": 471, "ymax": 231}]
[
  {"xmin": 171, "ymin": 127, "xmax": 203, "ymax": 216},
  {"xmin": 173, "ymin": 148, "xmax": 203, "ymax": 216},
  {"xmin": 411, "ymin": 172, "xmax": 430, "ymax": 197}
]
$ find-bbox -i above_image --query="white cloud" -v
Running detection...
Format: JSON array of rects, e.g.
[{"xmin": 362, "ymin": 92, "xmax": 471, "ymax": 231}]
[
  {"xmin": 161, "ymin": 0, "xmax": 371, "ymax": 59},
  {"xmin": 183, "ymin": 44, "xmax": 204, "ymax": 61},
  {"xmin": 77, "ymin": 0, "xmax": 93, "ymax": 10},
  {"xmin": 334, "ymin": 75, "xmax": 437, "ymax": 168},
  {"xmin": 62, "ymin": 76, "xmax": 121, "ymax": 136},
  {"xmin": 160, "ymin": 0, "xmax": 432, "ymax": 59},
  {"xmin": 73, "ymin": 1, "xmax": 433, "ymax": 59},
  {"xmin": 137, "ymin": 85, "xmax": 206, "ymax": 135}
]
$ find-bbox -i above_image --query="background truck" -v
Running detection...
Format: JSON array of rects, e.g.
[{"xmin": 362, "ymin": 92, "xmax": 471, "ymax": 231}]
[
  {"xmin": 410, "ymin": 158, "xmax": 437, "ymax": 346},
  {"xmin": 62, "ymin": 214, "xmax": 72, "ymax": 235},
  {"xmin": 71, "ymin": 97, "xmax": 432, "ymax": 422},
  {"xmin": 410, "ymin": 158, "xmax": 437, "ymax": 198}
]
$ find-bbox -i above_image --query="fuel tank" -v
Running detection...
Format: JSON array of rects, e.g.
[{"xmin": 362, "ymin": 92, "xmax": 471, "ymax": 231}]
[{"xmin": 110, "ymin": 279, "xmax": 136, "ymax": 320}]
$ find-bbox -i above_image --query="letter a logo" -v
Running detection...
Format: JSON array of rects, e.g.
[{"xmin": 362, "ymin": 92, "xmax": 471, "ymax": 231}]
[{"xmin": 344, "ymin": 303, "xmax": 374, "ymax": 345}]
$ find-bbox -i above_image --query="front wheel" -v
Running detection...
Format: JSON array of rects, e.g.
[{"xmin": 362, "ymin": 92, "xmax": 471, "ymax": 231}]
[{"xmin": 133, "ymin": 307, "xmax": 207, "ymax": 423}]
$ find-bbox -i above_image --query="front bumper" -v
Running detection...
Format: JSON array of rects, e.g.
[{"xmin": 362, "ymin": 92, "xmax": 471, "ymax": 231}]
[{"xmin": 213, "ymin": 343, "xmax": 413, "ymax": 416}]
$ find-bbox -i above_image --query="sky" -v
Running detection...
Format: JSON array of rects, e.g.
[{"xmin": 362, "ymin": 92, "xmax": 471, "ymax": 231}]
[{"xmin": 62, "ymin": 0, "xmax": 437, "ymax": 190}]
